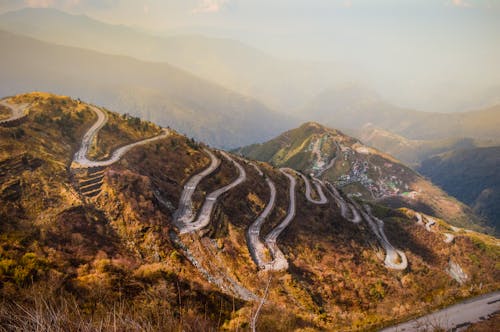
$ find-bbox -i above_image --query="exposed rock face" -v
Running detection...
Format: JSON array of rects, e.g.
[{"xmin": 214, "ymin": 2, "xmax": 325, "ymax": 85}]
[{"xmin": 447, "ymin": 260, "xmax": 468, "ymax": 285}]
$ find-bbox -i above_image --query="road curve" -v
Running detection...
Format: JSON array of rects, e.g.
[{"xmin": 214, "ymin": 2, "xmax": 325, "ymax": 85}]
[
  {"xmin": 173, "ymin": 149, "xmax": 221, "ymax": 227},
  {"xmin": 0, "ymin": 100, "xmax": 30, "ymax": 124},
  {"xmin": 298, "ymin": 172, "xmax": 328, "ymax": 204},
  {"xmin": 380, "ymin": 291, "xmax": 500, "ymax": 332},
  {"xmin": 362, "ymin": 205, "xmax": 407, "ymax": 270},
  {"xmin": 247, "ymin": 170, "xmax": 277, "ymax": 268},
  {"xmin": 325, "ymin": 182, "xmax": 361, "ymax": 224},
  {"xmin": 72, "ymin": 105, "xmax": 169, "ymax": 168},
  {"xmin": 179, "ymin": 151, "xmax": 246, "ymax": 234},
  {"xmin": 263, "ymin": 168, "xmax": 297, "ymax": 271},
  {"xmin": 424, "ymin": 216, "xmax": 437, "ymax": 232},
  {"xmin": 315, "ymin": 140, "xmax": 340, "ymax": 177}
]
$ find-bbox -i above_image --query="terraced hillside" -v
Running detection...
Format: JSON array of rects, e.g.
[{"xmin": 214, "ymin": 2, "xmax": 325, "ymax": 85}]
[
  {"xmin": 0, "ymin": 93, "xmax": 499, "ymax": 331},
  {"xmin": 237, "ymin": 122, "xmax": 490, "ymax": 233}
]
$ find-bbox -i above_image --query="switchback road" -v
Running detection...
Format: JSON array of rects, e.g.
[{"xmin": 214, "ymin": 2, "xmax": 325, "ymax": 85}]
[
  {"xmin": 179, "ymin": 151, "xmax": 246, "ymax": 234},
  {"xmin": 264, "ymin": 168, "xmax": 296, "ymax": 271},
  {"xmin": 72, "ymin": 105, "xmax": 169, "ymax": 168},
  {"xmin": 298, "ymin": 172, "xmax": 328, "ymax": 204},
  {"xmin": 173, "ymin": 149, "xmax": 221, "ymax": 227},
  {"xmin": 247, "ymin": 167, "xmax": 277, "ymax": 268}
]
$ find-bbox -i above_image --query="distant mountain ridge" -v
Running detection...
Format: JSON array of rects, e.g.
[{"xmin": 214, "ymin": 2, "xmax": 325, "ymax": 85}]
[
  {"xmin": 419, "ymin": 146, "xmax": 500, "ymax": 231},
  {"xmin": 0, "ymin": 30, "xmax": 296, "ymax": 148},
  {"xmin": 0, "ymin": 7, "xmax": 352, "ymax": 112},
  {"xmin": 303, "ymin": 85, "xmax": 500, "ymax": 141},
  {"xmin": 354, "ymin": 124, "xmax": 495, "ymax": 167}
]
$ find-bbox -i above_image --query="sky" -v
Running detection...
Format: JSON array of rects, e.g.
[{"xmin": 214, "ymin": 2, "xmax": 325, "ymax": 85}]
[{"xmin": 1, "ymin": 0, "xmax": 499, "ymax": 112}]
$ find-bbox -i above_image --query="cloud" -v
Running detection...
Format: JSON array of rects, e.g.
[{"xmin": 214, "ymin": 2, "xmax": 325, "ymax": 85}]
[
  {"xmin": 192, "ymin": 0, "xmax": 229, "ymax": 14},
  {"xmin": 24, "ymin": 0, "xmax": 119, "ymax": 10},
  {"xmin": 25, "ymin": 0, "xmax": 56, "ymax": 7},
  {"xmin": 451, "ymin": 0, "xmax": 472, "ymax": 7},
  {"xmin": 343, "ymin": 0, "xmax": 352, "ymax": 8}
]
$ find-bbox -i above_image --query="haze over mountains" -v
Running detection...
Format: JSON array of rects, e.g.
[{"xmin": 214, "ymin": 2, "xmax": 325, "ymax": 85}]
[
  {"xmin": 2, "ymin": 7, "xmax": 499, "ymax": 231},
  {"xmin": 0, "ymin": 8, "xmax": 353, "ymax": 112},
  {"xmin": 0, "ymin": 30, "xmax": 295, "ymax": 148},
  {"xmin": 419, "ymin": 146, "xmax": 500, "ymax": 231},
  {"xmin": 1, "ymin": 7, "xmax": 500, "ymax": 150}
]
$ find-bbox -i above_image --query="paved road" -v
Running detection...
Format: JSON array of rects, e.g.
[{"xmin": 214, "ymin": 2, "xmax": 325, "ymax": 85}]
[
  {"xmin": 249, "ymin": 162, "xmax": 264, "ymax": 176},
  {"xmin": 298, "ymin": 172, "xmax": 328, "ymax": 204},
  {"xmin": 0, "ymin": 100, "xmax": 29, "ymax": 124},
  {"xmin": 425, "ymin": 216, "xmax": 437, "ymax": 232},
  {"xmin": 324, "ymin": 182, "xmax": 406, "ymax": 269},
  {"xmin": 362, "ymin": 205, "xmax": 408, "ymax": 270},
  {"xmin": 381, "ymin": 291, "xmax": 500, "ymax": 331},
  {"xmin": 173, "ymin": 148, "xmax": 221, "ymax": 227},
  {"xmin": 72, "ymin": 105, "xmax": 169, "ymax": 168},
  {"xmin": 417, "ymin": 213, "xmax": 455, "ymax": 243},
  {"xmin": 325, "ymin": 182, "xmax": 362, "ymax": 224},
  {"xmin": 247, "ymin": 171, "xmax": 277, "ymax": 268},
  {"xmin": 264, "ymin": 168, "xmax": 297, "ymax": 271},
  {"xmin": 316, "ymin": 141, "xmax": 340, "ymax": 177},
  {"xmin": 179, "ymin": 151, "xmax": 246, "ymax": 234}
]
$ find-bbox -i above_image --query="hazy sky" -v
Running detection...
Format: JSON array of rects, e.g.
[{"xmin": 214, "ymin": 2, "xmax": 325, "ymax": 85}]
[{"xmin": 1, "ymin": 0, "xmax": 499, "ymax": 112}]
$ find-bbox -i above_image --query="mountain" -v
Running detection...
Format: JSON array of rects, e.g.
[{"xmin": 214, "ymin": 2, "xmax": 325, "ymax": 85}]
[
  {"xmin": 236, "ymin": 122, "xmax": 490, "ymax": 232},
  {"xmin": 419, "ymin": 146, "xmax": 500, "ymax": 231},
  {"xmin": 354, "ymin": 124, "xmax": 492, "ymax": 167},
  {"xmin": 302, "ymin": 85, "xmax": 500, "ymax": 141},
  {"xmin": 0, "ymin": 30, "xmax": 295, "ymax": 148},
  {"xmin": 0, "ymin": 7, "xmax": 352, "ymax": 111},
  {"xmin": 1, "ymin": 92, "xmax": 498, "ymax": 330}
]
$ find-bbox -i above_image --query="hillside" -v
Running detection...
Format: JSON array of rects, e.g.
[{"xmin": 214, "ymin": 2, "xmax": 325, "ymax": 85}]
[
  {"xmin": 0, "ymin": 7, "xmax": 352, "ymax": 112},
  {"xmin": 237, "ymin": 122, "xmax": 490, "ymax": 232},
  {"xmin": 0, "ymin": 30, "xmax": 295, "ymax": 148},
  {"xmin": 419, "ymin": 146, "xmax": 500, "ymax": 231},
  {"xmin": 302, "ymin": 85, "xmax": 500, "ymax": 141},
  {"xmin": 1, "ymin": 93, "xmax": 498, "ymax": 330}
]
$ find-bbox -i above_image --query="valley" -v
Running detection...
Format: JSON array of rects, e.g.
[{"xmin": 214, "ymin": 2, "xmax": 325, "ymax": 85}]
[{"xmin": 1, "ymin": 93, "xmax": 498, "ymax": 331}]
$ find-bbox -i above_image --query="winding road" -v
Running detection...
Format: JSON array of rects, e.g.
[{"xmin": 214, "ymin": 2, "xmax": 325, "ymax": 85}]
[
  {"xmin": 72, "ymin": 105, "xmax": 169, "ymax": 168},
  {"xmin": 315, "ymin": 140, "xmax": 340, "ymax": 177},
  {"xmin": 325, "ymin": 182, "xmax": 362, "ymax": 224},
  {"xmin": 0, "ymin": 100, "xmax": 29, "ymax": 124},
  {"xmin": 179, "ymin": 151, "xmax": 246, "ymax": 234},
  {"xmin": 381, "ymin": 291, "xmax": 500, "ymax": 332},
  {"xmin": 247, "ymin": 172, "xmax": 277, "ymax": 268},
  {"xmin": 424, "ymin": 216, "xmax": 437, "ymax": 232},
  {"xmin": 263, "ymin": 168, "xmax": 297, "ymax": 271},
  {"xmin": 362, "ymin": 205, "xmax": 408, "ymax": 270},
  {"xmin": 173, "ymin": 148, "xmax": 221, "ymax": 227},
  {"xmin": 298, "ymin": 172, "xmax": 328, "ymax": 204}
]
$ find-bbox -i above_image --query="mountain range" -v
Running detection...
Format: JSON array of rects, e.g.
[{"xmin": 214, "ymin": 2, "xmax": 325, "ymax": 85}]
[
  {"xmin": 1, "ymin": 92, "xmax": 498, "ymax": 330},
  {"xmin": 419, "ymin": 146, "xmax": 500, "ymax": 231},
  {"xmin": 302, "ymin": 85, "xmax": 500, "ymax": 142},
  {"xmin": 236, "ymin": 122, "xmax": 491, "ymax": 233},
  {"xmin": 0, "ymin": 30, "xmax": 295, "ymax": 148},
  {"xmin": 0, "ymin": 7, "xmax": 352, "ymax": 112}
]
